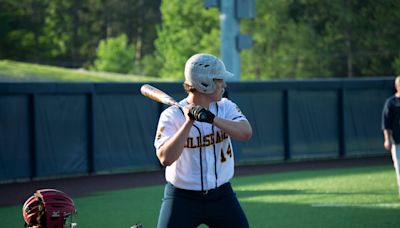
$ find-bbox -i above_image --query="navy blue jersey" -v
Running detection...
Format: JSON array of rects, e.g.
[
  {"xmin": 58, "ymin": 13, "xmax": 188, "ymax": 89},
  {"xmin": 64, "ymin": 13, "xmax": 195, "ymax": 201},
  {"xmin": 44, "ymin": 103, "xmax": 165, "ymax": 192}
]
[{"xmin": 382, "ymin": 95, "xmax": 400, "ymax": 144}]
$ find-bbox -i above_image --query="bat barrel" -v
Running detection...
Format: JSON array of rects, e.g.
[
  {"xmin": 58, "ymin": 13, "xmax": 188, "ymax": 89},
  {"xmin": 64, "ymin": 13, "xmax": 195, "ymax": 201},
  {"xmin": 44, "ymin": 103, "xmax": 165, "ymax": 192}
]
[{"xmin": 140, "ymin": 84, "xmax": 179, "ymax": 107}]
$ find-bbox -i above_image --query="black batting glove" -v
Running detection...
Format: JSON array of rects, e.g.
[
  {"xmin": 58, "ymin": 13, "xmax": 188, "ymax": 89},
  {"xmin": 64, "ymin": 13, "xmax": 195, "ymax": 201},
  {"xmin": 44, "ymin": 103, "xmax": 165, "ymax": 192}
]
[{"xmin": 189, "ymin": 105, "xmax": 215, "ymax": 123}]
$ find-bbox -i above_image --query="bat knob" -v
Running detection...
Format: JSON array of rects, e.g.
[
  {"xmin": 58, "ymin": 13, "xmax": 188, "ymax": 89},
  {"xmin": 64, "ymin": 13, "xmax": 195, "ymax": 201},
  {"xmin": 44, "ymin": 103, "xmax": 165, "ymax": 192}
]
[{"xmin": 198, "ymin": 112, "xmax": 208, "ymax": 121}]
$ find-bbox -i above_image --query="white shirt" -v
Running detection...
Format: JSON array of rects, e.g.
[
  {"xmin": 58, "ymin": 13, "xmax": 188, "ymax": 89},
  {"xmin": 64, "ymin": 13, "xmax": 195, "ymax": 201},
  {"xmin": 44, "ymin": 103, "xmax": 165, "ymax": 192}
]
[{"xmin": 154, "ymin": 98, "xmax": 248, "ymax": 191}]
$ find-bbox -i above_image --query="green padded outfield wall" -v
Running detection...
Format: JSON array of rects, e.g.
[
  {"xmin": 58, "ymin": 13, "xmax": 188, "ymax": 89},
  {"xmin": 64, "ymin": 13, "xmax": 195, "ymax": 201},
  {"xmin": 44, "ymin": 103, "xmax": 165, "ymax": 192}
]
[{"xmin": 0, "ymin": 78, "xmax": 394, "ymax": 181}]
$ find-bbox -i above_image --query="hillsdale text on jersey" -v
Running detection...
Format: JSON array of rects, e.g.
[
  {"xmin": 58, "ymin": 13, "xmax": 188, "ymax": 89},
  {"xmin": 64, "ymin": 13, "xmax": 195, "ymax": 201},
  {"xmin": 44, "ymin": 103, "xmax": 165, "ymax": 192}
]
[{"xmin": 184, "ymin": 130, "xmax": 229, "ymax": 148}]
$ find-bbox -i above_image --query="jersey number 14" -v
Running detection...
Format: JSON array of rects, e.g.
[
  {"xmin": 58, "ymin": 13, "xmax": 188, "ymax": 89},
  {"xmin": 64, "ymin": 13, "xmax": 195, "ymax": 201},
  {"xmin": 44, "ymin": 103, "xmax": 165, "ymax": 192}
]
[{"xmin": 220, "ymin": 144, "xmax": 232, "ymax": 163}]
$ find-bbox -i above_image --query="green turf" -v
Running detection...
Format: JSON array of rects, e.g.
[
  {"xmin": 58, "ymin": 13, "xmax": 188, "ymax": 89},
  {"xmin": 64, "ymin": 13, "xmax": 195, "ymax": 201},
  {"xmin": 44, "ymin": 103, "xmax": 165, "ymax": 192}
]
[
  {"xmin": 1, "ymin": 165, "xmax": 399, "ymax": 227},
  {"xmin": 233, "ymin": 165, "xmax": 400, "ymax": 228},
  {"xmin": 0, "ymin": 60, "xmax": 163, "ymax": 82}
]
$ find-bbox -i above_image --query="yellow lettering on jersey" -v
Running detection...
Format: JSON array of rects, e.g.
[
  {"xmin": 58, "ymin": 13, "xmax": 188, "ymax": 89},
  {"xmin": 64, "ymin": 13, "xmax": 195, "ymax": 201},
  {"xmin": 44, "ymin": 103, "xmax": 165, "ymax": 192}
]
[
  {"xmin": 221, "ymin": 144, "xmax": 233, "ymax": 163},
  {"xmin": 203, "ymin": 134, "xmax": 211, "ymax": 147},
  {"xmin": 196, "ymin": 136, "xmax": 202, "ymax": 147},
  {"xmin": 227, "ymin": 144, "xmax": 232, "ymax": 158},
  {"xmin": 216, "ymin": 131, "xmax": 222, "ymax": 143},
  {"xmin": 185, "ymin": 137, "xmax": 195, "ymax": 148},
  {"xmin": 156, "ymin": 126, "xmax": 165, "ymax": 141},
  {"xmin": 203, "ymin": 133, "xmax": 215, "ymax": 147},
  {"xmin": 209, "ymin": 133, "xmax": 215, "ymax": 145},
  {"xmin": 184, "ymin": 130, "xmax": 228, "ymax": 149},
  {"xmin": 222, "ymin": 132, "xmax": 228, "ymax": 140},
  {"xmin": 220, "ymin": 147, "xmax": 226, "ymax": 162}
]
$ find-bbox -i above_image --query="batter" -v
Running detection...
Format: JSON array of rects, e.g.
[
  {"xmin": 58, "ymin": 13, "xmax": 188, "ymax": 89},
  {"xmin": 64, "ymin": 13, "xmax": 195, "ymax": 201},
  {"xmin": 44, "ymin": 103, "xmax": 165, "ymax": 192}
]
[{"xmin": 154, "ymin": 53, "xmax": 252, "ymax": 227}]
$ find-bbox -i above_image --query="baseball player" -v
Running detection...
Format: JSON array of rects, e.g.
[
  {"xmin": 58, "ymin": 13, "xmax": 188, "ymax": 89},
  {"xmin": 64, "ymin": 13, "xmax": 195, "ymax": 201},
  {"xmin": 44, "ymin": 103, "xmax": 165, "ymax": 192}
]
[
  {"xmin": 154, "ymin": 53, "xmax": 252, "ymax": 227},
  {"xmin": 382, "ymin": 75, "xmax": 400, "ymax": 197},
  {"xmin": 22, "ymin": 188, "xmax": 77, "ymax": 228}
]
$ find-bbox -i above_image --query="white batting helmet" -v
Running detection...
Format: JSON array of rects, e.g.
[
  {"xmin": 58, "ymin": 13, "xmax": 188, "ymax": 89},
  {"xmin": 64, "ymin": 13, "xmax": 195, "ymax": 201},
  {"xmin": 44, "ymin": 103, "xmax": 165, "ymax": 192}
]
[{"xmin": 184, "ymin": 53, "xmax": 233, "ymax": 94}]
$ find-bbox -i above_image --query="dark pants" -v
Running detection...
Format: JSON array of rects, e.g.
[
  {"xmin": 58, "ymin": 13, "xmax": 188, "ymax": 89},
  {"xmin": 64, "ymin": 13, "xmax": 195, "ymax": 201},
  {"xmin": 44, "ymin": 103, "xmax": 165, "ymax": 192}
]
[{"xmin": 157, "ymin": 182, "xmax": 249, "ymax": 228}]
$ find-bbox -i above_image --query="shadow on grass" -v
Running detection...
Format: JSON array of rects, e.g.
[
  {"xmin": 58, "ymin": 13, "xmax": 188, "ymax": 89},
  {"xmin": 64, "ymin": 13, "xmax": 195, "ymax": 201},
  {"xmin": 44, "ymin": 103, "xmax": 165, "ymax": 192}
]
[
  {"xmin": 241, "ymin": 201, "xmax": 400, "ymax": 228},
  {"xmin": 235, "ymin": 188, "xmax": 393, "ymax": 198},
  {"xmin": 233, "ymin": 165, "xmax": 392, "ymax": 186}
]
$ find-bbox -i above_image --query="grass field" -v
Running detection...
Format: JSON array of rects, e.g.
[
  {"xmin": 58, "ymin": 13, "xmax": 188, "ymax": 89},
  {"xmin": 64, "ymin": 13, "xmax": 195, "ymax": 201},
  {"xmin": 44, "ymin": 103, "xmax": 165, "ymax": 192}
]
[
  {"xmin": 1, "ymin": 164, "xmax": 399, "ymax": 227},
  {"xmin": 0, "ymin": 60, "xmax": 162, "ymax": 82}
]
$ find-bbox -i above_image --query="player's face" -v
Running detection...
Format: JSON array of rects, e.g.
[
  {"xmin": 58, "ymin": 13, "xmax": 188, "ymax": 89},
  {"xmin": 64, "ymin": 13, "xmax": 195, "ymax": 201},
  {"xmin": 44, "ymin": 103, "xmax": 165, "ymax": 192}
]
[
  {"xmin": 396, "ymin": 82, "xmax": 400, "ymax": 92},
  {"xmin": 210, "ymin": 79, "xmax": 226, "ymax": 101}
]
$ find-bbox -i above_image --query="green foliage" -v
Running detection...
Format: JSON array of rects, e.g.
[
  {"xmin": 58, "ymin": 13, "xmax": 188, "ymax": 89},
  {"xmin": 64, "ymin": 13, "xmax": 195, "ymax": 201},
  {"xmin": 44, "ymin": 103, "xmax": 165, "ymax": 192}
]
[
  {"xmin": 354, "ymin": 1, "xmax": 400, "ymax": 76},
  {"xmin": 240, "ymin": 0, "xmax": 400, "ymax": 79},
  {"xmin": 92, "ymin": 34, "xmax": 135, "ymax": 74},
  {"xmin": 241, "ymin": 1, "xmax": 333, "ymax": 80},
  {"xmin": 393, "ymin": 55, "xmax": 400, "ymax": 76},
  {"xmin": 155, "ymin": 0, "xmax": 220, "ymax": 80},
  {"xmin": 2, "ymin": 0, "xmax": 400, "ymax": 79},
  {"xmin": 0, "ymin": 0, "xmax": 47, "ymax": 61},
  {"xmin": 139, "ymin": 54, "xmax": 163, "ymax": 77},
  {"xmin": 0, "ymin": 0, "xmax": 161, "ymax": 69}
]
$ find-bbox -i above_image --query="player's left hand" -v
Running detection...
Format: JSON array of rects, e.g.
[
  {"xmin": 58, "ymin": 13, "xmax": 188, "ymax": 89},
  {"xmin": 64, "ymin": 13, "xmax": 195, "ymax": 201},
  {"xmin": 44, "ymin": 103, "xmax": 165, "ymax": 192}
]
[{"xmin": 189, "ymin": 105, "xmax": 215, "ymax": 123}]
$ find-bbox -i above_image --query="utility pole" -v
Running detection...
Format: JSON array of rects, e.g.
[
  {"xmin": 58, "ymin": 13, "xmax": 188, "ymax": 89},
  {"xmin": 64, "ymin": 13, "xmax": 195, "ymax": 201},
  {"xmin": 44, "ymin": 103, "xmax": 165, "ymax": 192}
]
[
  {"xmin": 204, "ymin": 0, "xmax": 255, "ymax": 81},
  {"xmin": 220, "ymin": 0, "xmax": 240, "ymax": 81}
]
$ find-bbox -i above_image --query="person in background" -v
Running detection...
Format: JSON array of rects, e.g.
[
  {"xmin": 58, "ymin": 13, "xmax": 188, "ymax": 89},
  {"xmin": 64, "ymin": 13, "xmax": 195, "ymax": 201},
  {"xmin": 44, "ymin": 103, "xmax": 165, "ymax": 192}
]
[{"xmin": 382, "ymin": 75, "xmax": 400, "ymax": 197}]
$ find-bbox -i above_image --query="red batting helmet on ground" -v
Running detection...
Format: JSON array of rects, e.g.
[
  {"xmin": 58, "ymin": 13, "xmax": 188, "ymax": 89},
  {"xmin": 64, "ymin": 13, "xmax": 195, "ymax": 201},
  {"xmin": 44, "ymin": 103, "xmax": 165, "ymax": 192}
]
[{"xmin": 22, "ymin": 188, "xmax": 77, "ymax": 228}]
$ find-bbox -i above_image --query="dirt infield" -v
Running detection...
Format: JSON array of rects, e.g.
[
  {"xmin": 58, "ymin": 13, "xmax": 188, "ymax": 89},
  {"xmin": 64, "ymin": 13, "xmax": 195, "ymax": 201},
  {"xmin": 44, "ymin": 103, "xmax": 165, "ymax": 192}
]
[{"xmin": 0, "ymin": 155, "xmax": 391, "ymax": 207}]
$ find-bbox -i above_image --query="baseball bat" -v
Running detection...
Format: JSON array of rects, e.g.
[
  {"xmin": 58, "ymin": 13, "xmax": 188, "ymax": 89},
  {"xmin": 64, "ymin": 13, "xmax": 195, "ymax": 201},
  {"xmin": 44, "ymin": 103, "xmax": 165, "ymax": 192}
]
[
  {"xmin": 140, "ymin": 84, "xmax": 183, "ymax": 108},
  {"xmin": 140, "ymin": 84, "xmax": 207, "ymax": 120}
]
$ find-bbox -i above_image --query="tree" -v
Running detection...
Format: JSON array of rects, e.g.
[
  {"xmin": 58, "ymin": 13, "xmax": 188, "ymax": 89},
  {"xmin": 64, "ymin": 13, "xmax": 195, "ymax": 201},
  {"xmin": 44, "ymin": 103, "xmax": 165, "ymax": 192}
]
[
  {"xmin": 354, "ymin": 0, "xmax": 400, "ymax": 76},
  {"xmin": 41, "ymin": 0, "xmax": 84, "ymax": 67},
  {"xmin": 0, "ymin": 0, "xmax": 47, "ymax": 63},
  {"xmin": 0, "ymin": 0, "xmax": 161, "ymax": 71},
  {"xmin": 240, "ymin": 0, "xmax": 400, "ymax": 79},
  {"xmin": 393, "ymin": 55, "xmax": 400, "ymax": 76},
  {"xmin": 2, "ymin": 0, "xmax": 399, "ymax": 78},
  {"xmin": 92, "ymin": 34, "xmax": 135, "ymax": 74},
  {"xmin": 84, "ymin": 0, "xmax": 161, "ymax": 70},
  {"xmin": 241, "ymin": 0, "xmax": 332, "ymax": 79},
  {"xmin": 154, "ymin": 0, "xmax": 220, "ymax": 79}
]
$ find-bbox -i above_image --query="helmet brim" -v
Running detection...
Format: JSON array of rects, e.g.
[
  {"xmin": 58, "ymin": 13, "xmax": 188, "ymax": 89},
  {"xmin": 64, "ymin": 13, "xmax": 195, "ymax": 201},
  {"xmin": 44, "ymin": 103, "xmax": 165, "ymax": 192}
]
[{"xmin": 215, "ymin": 70, "xmax": 234, "ymax": 80}]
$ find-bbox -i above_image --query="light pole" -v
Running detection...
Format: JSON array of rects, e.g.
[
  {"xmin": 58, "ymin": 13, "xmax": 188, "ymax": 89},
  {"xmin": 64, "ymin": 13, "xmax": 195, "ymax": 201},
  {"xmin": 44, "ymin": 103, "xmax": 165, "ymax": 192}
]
[{"xmin": 204, "ymin": 0, "xmax": 255, "ymax": 81}]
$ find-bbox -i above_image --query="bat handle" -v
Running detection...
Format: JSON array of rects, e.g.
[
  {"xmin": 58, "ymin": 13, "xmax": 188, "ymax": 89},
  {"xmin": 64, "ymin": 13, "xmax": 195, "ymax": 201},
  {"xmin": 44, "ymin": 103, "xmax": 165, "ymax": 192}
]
[
  {"xmin": 173, "ymin": 103, "xmax": 208, "ymax": 122},
  {"xmin": 198, "ymin": 112, "xmax": 208, "ymax": 121},
  {"xmin": 175, "ymin": 104, "xmax": 207, "ymax": 121}
]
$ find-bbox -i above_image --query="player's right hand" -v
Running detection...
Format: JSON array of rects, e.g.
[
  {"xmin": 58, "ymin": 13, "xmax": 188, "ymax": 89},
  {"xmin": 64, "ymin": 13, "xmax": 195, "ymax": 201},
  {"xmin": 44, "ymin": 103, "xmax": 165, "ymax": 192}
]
[
  {"xmin": 182, "ymin": 105, "xmax": 195, "ymax": 122},
  {"xmin": 384, "ymin": 140, "xmax": 392, "ymax": 151}
]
